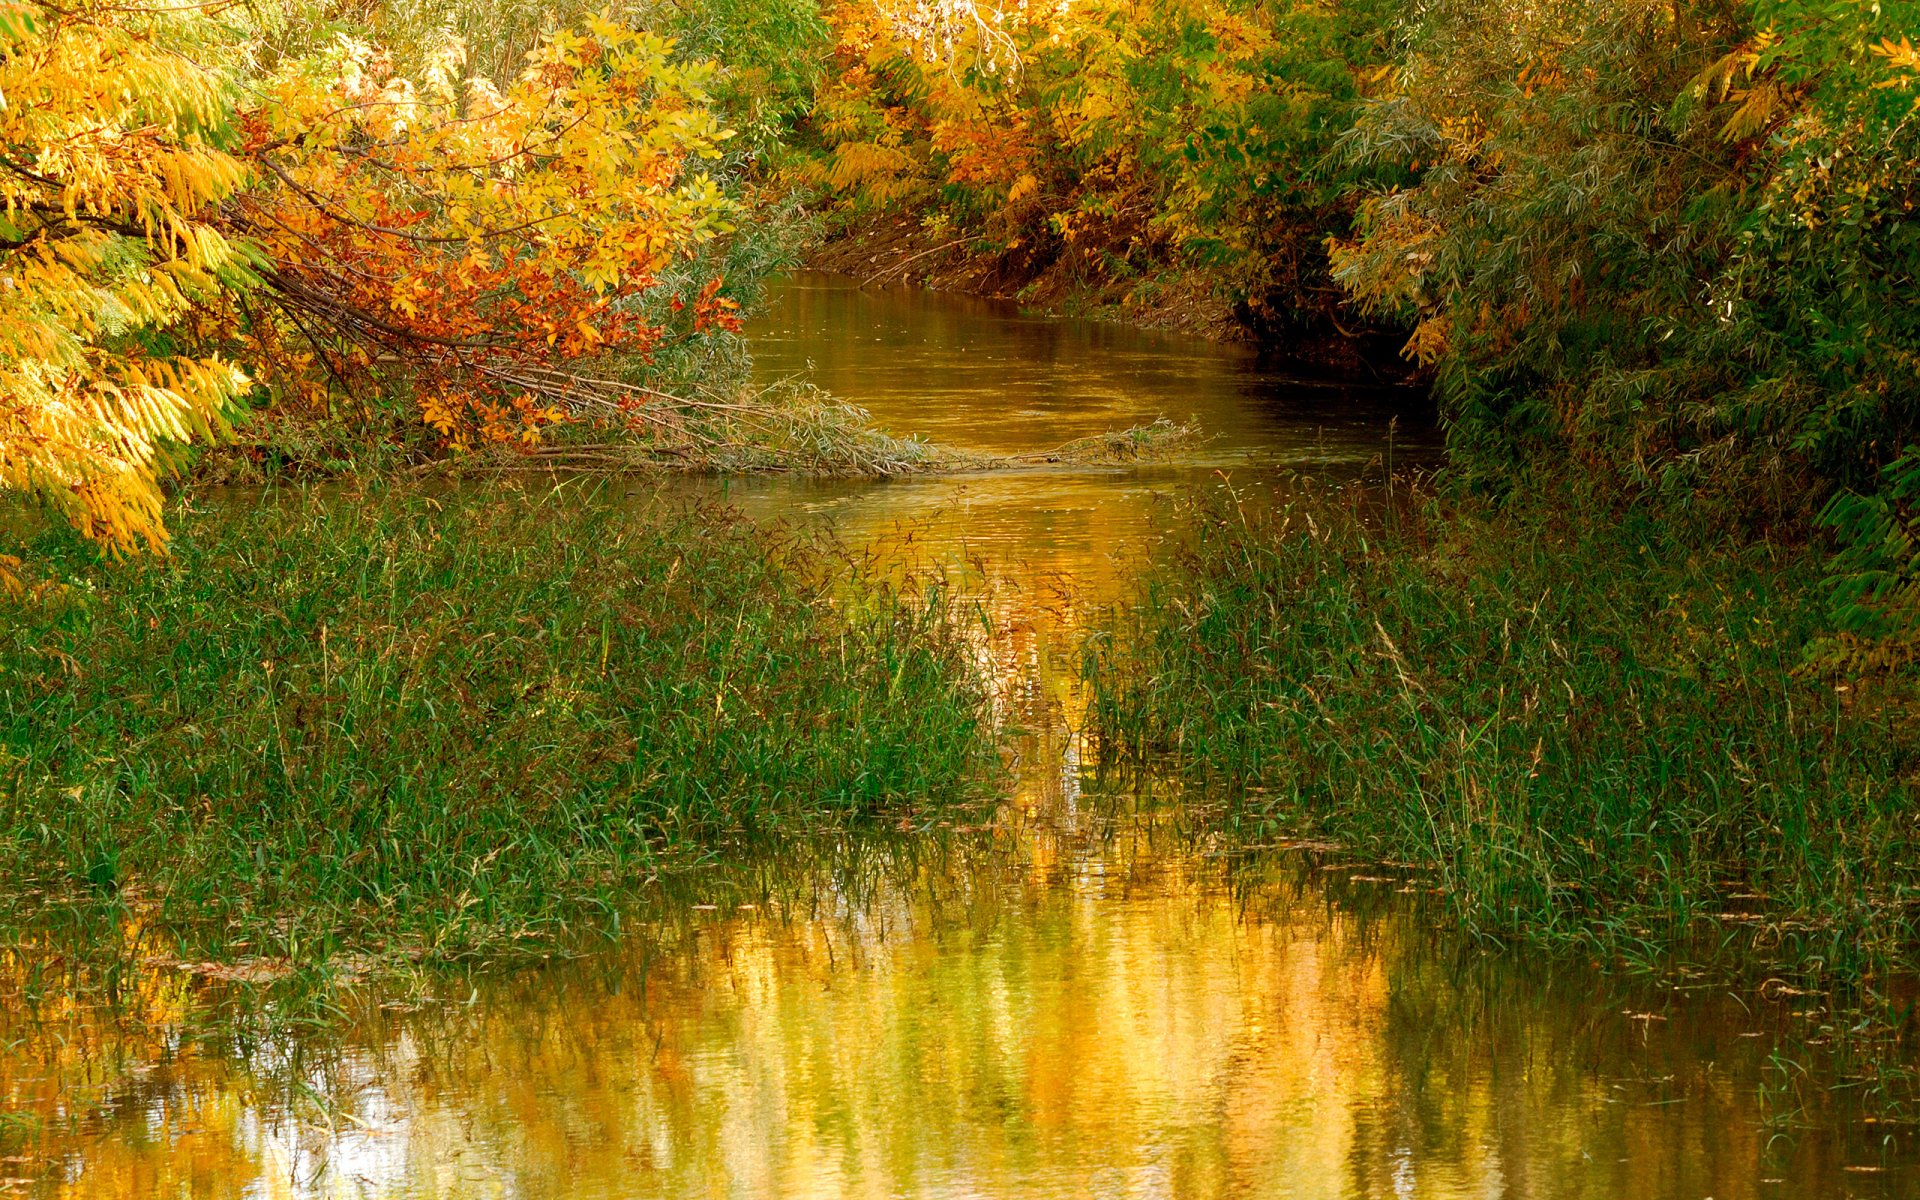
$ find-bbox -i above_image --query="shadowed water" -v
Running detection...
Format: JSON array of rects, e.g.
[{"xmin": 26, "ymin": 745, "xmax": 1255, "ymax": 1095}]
[
  {"xmin": 700, "ymin": 273, "xmax": 1436, "ymax": 593},
  {"xmin": 1, "ymin": 275, "xmax": 1914, "ymax": 1198}
]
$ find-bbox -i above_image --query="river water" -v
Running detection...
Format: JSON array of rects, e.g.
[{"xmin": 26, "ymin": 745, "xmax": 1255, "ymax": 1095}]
[{"xmin": 2, "ymin": 274, "xmax": 1915, "ymax": 1198}]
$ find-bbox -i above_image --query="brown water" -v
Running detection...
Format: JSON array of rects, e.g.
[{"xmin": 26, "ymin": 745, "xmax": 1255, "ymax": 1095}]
[
  {"xmin": 3, "ymin": 275, "xmax": 1916, "ymax": 1198},
  {"xmin": 709, "ymin": 272, "xmax": 1434, "ymax": 595}
]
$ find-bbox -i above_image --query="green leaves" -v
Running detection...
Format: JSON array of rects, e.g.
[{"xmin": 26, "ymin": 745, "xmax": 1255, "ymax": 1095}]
[
  {"xmin": 1330, "ymin": 0, "xmax": 1920, "ymax": 632},
  {"xmin": 0, "ymin": 0, "xmax": 42, "ymax": 47}
]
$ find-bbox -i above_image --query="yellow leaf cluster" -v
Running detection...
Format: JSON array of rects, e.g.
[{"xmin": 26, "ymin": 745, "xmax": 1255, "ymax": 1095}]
[{"xmin": 0, "ymin": 0, "xmax": 251, "ymax": 554}]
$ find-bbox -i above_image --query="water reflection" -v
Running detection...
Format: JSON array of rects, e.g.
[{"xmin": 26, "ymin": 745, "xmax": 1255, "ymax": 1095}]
[
  {"xmin": 10, "ymin": 828, "xmax": 1914, "ymax": 1198},
  {"xmin": 686, "ymin": 273, "xmax": 1434, "ymax": 602},
  {"xmin": 1, "ymin": 275, "xmax": 1914, "ymax": 1198},
  {"xmin": 746, "ymin": 272, "xmax": 1431, "ymax": 464}
]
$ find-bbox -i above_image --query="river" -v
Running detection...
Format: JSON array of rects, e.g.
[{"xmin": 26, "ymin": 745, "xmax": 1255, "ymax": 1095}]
[{"xmin": 1, "ymin": 274, "xmax": 1914, "ymax": 1198}]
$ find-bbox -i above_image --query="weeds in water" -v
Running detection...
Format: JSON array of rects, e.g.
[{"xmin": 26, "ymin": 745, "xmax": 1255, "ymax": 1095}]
[
  {"xmin": 0, "ymin": 481, "xmax": 991, "ymax": 968},
  {"xmin": 1085, "ymin": 483, "xmax": 1920, "ymax": 989},
  {"xmin": 446, "ymin": 380, "xmax": 1201, "ymax": 478}
]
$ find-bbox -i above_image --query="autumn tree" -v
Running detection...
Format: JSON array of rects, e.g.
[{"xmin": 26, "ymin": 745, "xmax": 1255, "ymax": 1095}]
[
  {"xmin": 1, "ymin": 0, "xmax": 743, "ymax": 554},
  {"xmin": 799, "ymin": 0, "xmax": 1393, "ymax": 344},
  {"xmin": 0, "ymin": 0, "xmax": 253, "ymax": 554},
  {"xmin": 231, "ymin": 20, "xmax": 740, "ymax": 451}
]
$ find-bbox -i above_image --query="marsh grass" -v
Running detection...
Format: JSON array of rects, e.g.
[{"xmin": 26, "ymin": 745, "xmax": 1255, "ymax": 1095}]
[
  {"xmin": 0, "ymin": 481, "xmax": 991, "ymax": 968},
  {"xmin": 1085, "ymin": 483, "xmax": 1920, "ymax": 989}
]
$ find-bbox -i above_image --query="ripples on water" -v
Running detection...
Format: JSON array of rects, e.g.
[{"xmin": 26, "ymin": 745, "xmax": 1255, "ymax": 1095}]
[{"xmin": 2, "ymin": 275, "xmax": 1914, "ymax": 1197}]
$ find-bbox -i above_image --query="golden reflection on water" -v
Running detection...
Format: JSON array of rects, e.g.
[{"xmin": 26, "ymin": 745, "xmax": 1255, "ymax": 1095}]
[
  {"xmin": 704, "ymin": 271, "xmax": 1437, "ymax": 607},
  {"xmin": 745, "ymin": 273, "xmax": 1429, "ymax": 466},
  {"xmin": 2, "ymin": 276, "xmax": 1915, "ymax": 1198},
  {"xmin": 9, "ymin": 831, "xmax": 1913, "ymax": 1198}
]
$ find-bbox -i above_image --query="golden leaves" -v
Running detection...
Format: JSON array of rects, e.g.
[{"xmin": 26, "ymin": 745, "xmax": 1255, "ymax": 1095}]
[
  {"xmin": 1, "ymin": 4, "xmax": 745, "ymax": 551},
  {"xmin": 237, "ymin": 17, "xmax": 738, "ymax": 452},
  {"xmin": 1873, "ymin": 37, "xmax": 1920, "ymax": 108},
  {"xmin": 1688, "ymin": 30, "xmax": 1804, "ymax": 143},
  {"xmin": 1402, "ymin": 315, "xmax": 1451, "ymax": 366},
  {"xmin": 1872, "ymin": 36, "xmax": 1920, "ymax": 75},
  {"xmin": 0, "ymin": 0, "xmax": 253, "ymax": 554}
]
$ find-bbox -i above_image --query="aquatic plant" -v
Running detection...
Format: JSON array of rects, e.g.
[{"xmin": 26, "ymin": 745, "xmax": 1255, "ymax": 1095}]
[
  {"xmin": 1085, "ymin": 483, "xmax": 1920, "ymax": 986},
  {"xmin": 0, "ymin": 481, "xmax": 991, "ymax": 966}
]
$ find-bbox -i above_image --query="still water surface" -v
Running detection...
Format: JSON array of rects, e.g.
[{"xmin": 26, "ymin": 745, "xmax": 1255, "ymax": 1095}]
[
  {"xmin": 712, "ymin": 273, "xmax": 1433, "ymax": 593},
  {"xmin": 3, "ymin": 275, "xmax": 1915, "ymax": 1198}
]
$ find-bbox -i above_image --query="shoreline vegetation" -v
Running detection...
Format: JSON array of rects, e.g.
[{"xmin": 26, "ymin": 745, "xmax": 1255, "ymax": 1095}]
[
  {"xmin": 802, "ymin": 214, "xmax": 1261, "ymax": 349},
  {"xmin": 1088, "ymin": 484, "xmax": 1920, "ymax": 973},
  {"xmin": 0, "ymin": 483, "xmax": 991, "ymax": 970},
  {"xmin": 1084, "ymin": 482, "xmax": 1919, "ymax": 1101}
]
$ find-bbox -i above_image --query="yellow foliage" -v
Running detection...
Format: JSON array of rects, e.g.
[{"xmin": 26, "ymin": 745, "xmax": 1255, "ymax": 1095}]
[
  {"xmin": 1874, "ymin": 36, "xmax": 1920, "ymax": 107},
  {"xmin": 235, "ymin": 19, "xmax": 737, "ymax": 454},
  {"xmin": 826, "ymin": 140, "xmax": 921, "ymax": 191},
  {"xmin": 1, "ymin": 3, "xmax": 741, "ymax": 552},
  {"xmin": 1875, "ymin": 35, "xmax": 1920, "ymax": 74},
  {"xmin": 1402, "ymin": 315, "xmax": 1451, "ymax": 365},
  {"xmin": 0, "ymin": 0, "xmax": 250, "ymax": 553}
]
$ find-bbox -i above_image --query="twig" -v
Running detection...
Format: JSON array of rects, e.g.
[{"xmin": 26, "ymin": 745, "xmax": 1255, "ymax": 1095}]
[{"xmin": 861, "ymin": 238, "xmax": 973, "ymax": 287}]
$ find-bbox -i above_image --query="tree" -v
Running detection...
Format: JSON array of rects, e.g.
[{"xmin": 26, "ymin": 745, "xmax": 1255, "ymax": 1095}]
[
  {"xmin": 232, "ymin": 18, "xmax": 740, "ymax": 450},
  {"xmin": 0, "ymin": 0, "xmax": 254, "ymax": 554},
  {"xmin": 800, "ymin": 0, "xmax": 1390, "ymax": 341},
  {"xmin": 0, "ymin": 1, "xmax": 741, "ymax": 554}
]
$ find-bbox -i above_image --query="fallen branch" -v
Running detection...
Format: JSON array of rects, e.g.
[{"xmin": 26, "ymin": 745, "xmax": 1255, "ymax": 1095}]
[{"xmin": 861, "ymin": 238, "xmax": 975, "ymax": 287}]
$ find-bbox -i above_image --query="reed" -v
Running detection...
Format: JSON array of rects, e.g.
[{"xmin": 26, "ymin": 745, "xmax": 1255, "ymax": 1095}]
[
  {"xmin": 0, "ymin": 481, "xmax": 991, "ymax": 966},
  {"xmin": 1085, "ymin": 483, "xmax": 1920, "ymax": 985}
]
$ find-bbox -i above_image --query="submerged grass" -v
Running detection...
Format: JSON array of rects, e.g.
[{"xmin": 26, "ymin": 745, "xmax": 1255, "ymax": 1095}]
[
  {"xmin": 1085, "ymin": 483, "xmax": 1920, "ymax": 988},
  {"xmin": 0, "ymin": 481, "xmax": 991, "ymax": 967}
]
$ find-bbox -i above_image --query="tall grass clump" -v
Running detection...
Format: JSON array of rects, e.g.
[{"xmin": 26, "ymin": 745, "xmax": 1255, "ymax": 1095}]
[
  {"xmin": 1086, "ymin": 485, "xmax": 1920, "ymax": 982},
  {"xmin": 0, "ymin": 483, "xmax": 990, "ymax": 964}
]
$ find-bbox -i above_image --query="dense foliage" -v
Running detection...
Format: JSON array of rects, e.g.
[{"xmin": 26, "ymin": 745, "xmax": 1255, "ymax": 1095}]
[
  {"xmin": 801, "ymin": 0, "xmax": 1394, "ymax": 336},
  {"xmin": 1330, "ymin": 0, "xmax": 1920, "ymax": 651},
  {"xmin": 0, "ymin": 0, "xmax": 764, "ymax": 554},
  {"xmin": 0, "ymin": 0, "xmax": 254, "ymax": 553},
  {"xmin": 794, "ymin": 0, "xmax": 1920, "ymax": 647}
]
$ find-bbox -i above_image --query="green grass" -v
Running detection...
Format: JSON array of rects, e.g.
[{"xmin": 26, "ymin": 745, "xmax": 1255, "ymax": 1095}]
[
  {"xmin": 0, "ymin": 481, "xmax": 990, "ymax": 966},
  {"xmin": 1085, "ymin": 483, "xmax": 1920, "ymax": 985}
]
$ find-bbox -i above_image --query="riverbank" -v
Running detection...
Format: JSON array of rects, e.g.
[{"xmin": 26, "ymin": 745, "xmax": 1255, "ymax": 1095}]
[
  {"xmin": 1085, "ymin": 484, "xmax": 1920, "ymax": 996},
  {"xmin": 804, "ymin": 213, "xmax": 1244, "ymax": 343},
  {"xmin": 804, "ymin": 213, "xmax": 1420, "ymax": 382},
  {"xmin": 0, "ymin": 482, "xmax": 991, "ymax": 974},
  {"xmin": 4, "ymin": 272, "xmax": 1918, "ymax": 1190}
]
